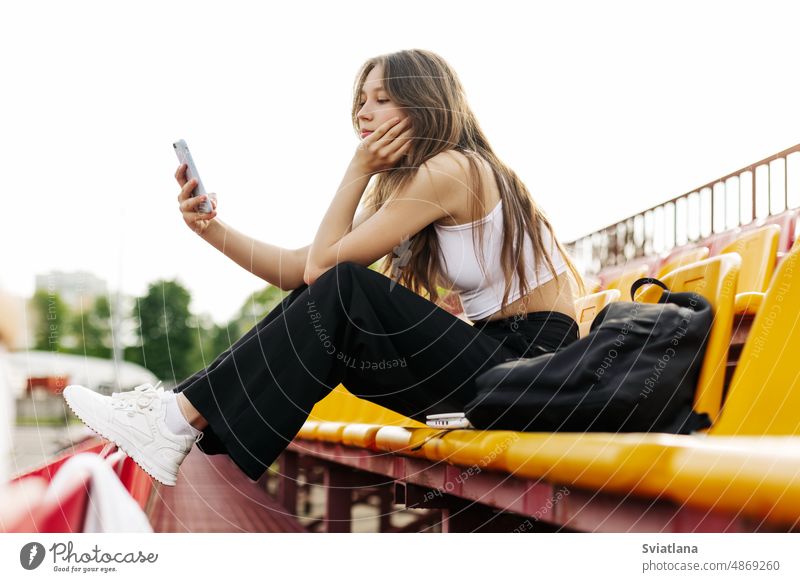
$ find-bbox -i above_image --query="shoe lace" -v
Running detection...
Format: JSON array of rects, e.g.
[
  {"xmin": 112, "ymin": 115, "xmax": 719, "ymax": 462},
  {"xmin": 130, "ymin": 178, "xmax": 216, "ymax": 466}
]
[
  {"xmin": 111, "ymin": 380, "xmax": 166, "ymax": 411},
  {"xmin": 111, "ymin": 381, "xmax": 206, "ymax": 443}
]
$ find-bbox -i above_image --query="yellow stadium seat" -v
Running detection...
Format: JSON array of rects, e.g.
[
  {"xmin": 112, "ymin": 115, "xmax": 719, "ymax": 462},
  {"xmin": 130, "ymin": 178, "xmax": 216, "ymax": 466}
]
[
  {"xmin": 657, "ymin": 247, "xmax": 709, "ymax": 279},
  {"xmin": 719, "ymin": 224, "xmax": 780, "ymax": 315},
  {"xmin": 582, "ymin": 275, "xmax": 602, "ymax": 295},
  {"xmin": 759, "ymin": 208, "xmax": 799, "ymax": 252},
  {"xmin": 657, "ymin": 435, "xmax": 800, "ymax": 522},
  {"xmin": 707, "ymin": 228, "xmax": 742, "ymax": 256},
  {"xmin": 604, "ymin": 264, "xmax": 650, "ymax": 301},
  {"xmin": 340, "ymin": 423, "xmax": 384, "ymax": 450},
  {"xmin": 302, "ymin": 384, "xmax": 425, "ymax": 438},
  {"xmin": 635, "ymin": 253, "xmax": 741, "ymax": 423},
  {"xmin": 574, "ymin": 289, "xmax": 621, "ymax": 338},
  {"xmin": 710, "ymin": 243, "xmax": 800, "ymax": 435},
  {"xmin": 777, "ymin": 231, "xmax": 800, "ymax": 265},
  {"xmin": 629, "ymin": 244, "xmax": 800, "ymax": 522}
]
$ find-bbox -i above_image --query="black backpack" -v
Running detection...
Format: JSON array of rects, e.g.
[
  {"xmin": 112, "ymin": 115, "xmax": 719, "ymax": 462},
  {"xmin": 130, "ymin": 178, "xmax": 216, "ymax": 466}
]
[{"xmin": 464, "ymin": 278, "xmax": 714, "ymax": 434}]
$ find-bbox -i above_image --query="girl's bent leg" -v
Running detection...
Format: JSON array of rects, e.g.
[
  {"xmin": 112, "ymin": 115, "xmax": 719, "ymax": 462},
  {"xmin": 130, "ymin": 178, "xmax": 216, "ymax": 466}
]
[
  {"xmin": 173, "ymin": 283, "xmax": 310, "ymax": 393},
  {"xmin": 172, "ymin": 283, "xmax": 310, "ymax": 454},
  {"xmin": 176, "ymin": 261, "xmax": 519, "ymax": 482}
]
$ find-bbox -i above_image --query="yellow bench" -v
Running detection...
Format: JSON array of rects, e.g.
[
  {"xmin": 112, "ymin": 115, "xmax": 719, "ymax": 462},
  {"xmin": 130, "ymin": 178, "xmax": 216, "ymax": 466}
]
[
  {"xmin": 300, "ymin": 246, "xmax": 800, "ymax": 527},
  {"xmin": 657, "ymin": 246, "xmax": 709, "ymax": 279},
  {"xmin": 718, "ymin": 224, "xmax": 780, "ymax": 316},
  {"xmin": 603, "ymin": 264, "xmax": 650, "ymax": 301},
  {"xmin": 573, "ymin": 289, "xmax": 620, "ymax": 338}
]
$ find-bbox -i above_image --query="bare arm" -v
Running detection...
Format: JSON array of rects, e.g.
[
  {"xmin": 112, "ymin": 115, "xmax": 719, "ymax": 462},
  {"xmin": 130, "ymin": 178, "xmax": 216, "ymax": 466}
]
[
  {"xmin": 175, "ymin": 162, "xmax": 374, "ymax": 291},
  {"xmin": 198, "ymin": 206, "xmax": 377, "ymax": 291},
  {"xmin": 306, "ymin": 118, "xmax": 412, "ymax": 283},
  {"xmin": 303, "ymin": 153, "xmax": 458, "ymax": 285},
  {"xmin": 306, "ymin": 160, "xmax": 372, "ymax": 279},
  {"xmin": 198, "ymin": 219, "xmax": 306, "ymax": 291}
]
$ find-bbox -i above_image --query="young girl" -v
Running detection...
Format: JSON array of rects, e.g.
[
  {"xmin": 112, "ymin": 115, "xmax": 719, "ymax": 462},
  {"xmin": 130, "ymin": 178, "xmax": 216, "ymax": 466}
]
[{"xmin": 63, "ymin": 49, "xmax": 584, "ymax": 487}]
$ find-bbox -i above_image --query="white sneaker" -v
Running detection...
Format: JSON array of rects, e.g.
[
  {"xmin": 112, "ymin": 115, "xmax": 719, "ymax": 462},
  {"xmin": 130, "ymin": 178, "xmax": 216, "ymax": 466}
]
[{"xmin": 62, "ymin": 381, "xmax": 203, "ymax": 486}]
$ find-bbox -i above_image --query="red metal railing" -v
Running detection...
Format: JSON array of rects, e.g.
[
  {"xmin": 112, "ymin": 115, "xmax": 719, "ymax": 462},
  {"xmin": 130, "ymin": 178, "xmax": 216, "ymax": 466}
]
[
  {"xmin": 2, "ymin": 438, "xmax": 154, "ymax": 533},
  {"xmin": 567, "ymin": 143, "xmax": 800, "ymax": 274}
]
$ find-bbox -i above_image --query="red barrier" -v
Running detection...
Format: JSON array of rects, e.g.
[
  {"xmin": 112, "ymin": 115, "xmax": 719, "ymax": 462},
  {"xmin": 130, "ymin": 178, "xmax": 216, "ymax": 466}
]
[{"xmin": 2, "ymin": 437, "xmax": 154, "ymax": 532}]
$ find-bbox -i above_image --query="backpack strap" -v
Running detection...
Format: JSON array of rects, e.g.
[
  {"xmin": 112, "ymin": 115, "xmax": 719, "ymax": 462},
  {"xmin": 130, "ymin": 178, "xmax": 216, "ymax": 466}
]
[
  {"xmin": 630, "ymin": 277, "xmax": 670, "ymax": 299},
  {"xmin": 409, "ymin": 429, "xmax": 453, "ymax": 451}
]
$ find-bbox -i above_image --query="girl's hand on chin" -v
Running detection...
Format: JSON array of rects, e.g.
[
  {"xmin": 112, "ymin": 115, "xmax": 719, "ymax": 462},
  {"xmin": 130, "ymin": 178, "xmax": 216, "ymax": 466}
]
[{"xmin": 353, "ymin": 117, "xmax": 413, "ymax": 176}]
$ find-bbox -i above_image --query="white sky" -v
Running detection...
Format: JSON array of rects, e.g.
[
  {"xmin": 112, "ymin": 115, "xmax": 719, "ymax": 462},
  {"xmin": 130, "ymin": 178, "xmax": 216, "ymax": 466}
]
[{"xmin": 2, "ymin": 0, "xmax": 799, "ymax": 325}]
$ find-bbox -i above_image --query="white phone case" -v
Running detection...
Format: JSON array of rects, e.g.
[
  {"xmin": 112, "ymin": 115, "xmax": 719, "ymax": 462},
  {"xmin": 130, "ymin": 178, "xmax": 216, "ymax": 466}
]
[{"xmin": 173, "ymin": 139, "xmax": 212, "ymax": 214}]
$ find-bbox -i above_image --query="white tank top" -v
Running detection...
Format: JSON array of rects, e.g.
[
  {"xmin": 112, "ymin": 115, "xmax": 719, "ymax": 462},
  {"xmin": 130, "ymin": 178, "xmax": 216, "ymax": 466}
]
[{"xmin": 434, "ymin": 199, "xmax": 569, "ymax": 321}]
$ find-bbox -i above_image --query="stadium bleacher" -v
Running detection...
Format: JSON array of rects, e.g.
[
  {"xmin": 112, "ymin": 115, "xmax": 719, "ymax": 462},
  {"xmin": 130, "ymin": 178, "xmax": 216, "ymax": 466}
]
[
  {"xmin": 275, "ymin": 144, "xmax": 800, "ymax": 532},
  {"xmin": 276, "ymin": 240, "xmax": 799, "ymax": 531}
]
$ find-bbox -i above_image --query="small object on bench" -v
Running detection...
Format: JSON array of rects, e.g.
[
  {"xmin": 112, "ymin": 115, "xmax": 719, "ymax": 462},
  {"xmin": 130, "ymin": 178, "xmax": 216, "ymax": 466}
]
[{"xmin": 426, "ymin": 412, "xmax": 474, "ymax": 429}]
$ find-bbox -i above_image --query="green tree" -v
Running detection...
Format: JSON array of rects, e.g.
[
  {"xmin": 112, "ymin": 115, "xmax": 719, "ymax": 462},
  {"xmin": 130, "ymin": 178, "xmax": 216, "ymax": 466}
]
[
  {"xmin": 68, "ymin": 295, "xmax": 113, "ymax": 358},
  {"xmin": 30, "ymin": 289, "xmax": 71, "ymax": 352},
  {"xmin": 126, "ymin": 280, "xmax": 196, "ymax": 382},
  {"xmin": 185, "ymin": 313, "xmax": 232, "ymax": 372},
  {"xmin": 207, "ymin": 321, "xmax": 235, "ymax": 360},
  {"xmin": 228, "ymin": 284, "xmax": 290, "ymax": 339},
  {"xmin": 178, "ymin": 285, "xmax": 290, "ymax": 379}
]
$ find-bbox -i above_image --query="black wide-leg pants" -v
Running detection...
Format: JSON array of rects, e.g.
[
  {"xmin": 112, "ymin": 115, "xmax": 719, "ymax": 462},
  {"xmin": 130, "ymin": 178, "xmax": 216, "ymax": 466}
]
[{"xmin": 173, "ymin": 261, "xmax": 578, "ymax": 482}]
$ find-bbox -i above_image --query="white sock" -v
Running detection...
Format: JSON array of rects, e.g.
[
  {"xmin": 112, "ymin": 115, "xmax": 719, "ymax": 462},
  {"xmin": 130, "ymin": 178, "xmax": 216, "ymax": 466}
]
[{"xmin": 163, "ymin": 391, "xmax": 202, "ymax": 438}]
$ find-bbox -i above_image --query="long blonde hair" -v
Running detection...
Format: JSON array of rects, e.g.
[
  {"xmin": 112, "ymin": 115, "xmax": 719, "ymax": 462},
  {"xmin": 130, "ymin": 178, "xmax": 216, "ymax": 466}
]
[{"xmin": 351, "ymin": 49, "xmax": 585, "ymax": 310}]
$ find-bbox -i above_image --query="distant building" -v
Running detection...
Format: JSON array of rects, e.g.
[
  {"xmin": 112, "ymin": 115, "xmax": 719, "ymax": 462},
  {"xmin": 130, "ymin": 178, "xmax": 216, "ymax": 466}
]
[
  {"xmin": 0, "ymin": 350, "xmax": 158, "ymax": 397},
  {"xmin": 35, "ymin": 270, "xmax": 108, "ymax": 311}
]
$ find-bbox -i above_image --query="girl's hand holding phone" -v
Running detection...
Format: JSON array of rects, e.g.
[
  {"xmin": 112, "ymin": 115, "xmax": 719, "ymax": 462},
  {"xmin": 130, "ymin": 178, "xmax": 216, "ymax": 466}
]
[
  {"xmin": 353, "ymin": 117, "xmax": 413, "ymax": 175},
  {"xmin": 175, "ymin": 163, "xmax": 218, "ymax": 235}
]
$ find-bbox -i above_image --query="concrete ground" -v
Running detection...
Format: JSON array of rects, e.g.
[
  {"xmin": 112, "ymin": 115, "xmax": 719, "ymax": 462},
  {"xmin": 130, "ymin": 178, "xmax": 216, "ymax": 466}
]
[{"xmin": 10, "ymin": 423, "xmax": 95, "ymax": 477}]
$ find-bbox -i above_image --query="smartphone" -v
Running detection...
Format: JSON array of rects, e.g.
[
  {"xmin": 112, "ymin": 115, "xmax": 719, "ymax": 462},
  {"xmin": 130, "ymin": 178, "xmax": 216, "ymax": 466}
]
[
  {"xmin": 425, "ymin": 412, "xmax": 474, "ymax": 429},
  {"xmin": 173, "ymin": 139, "xmax": 212, "ymax": 214}
]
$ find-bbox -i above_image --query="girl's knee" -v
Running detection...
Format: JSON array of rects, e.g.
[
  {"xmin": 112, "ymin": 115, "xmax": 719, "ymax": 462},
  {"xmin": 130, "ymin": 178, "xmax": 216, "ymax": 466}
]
[
  {"xmin": 311, "ymin": 261, "xmax": 367, "ymax": 288},
  {"xmin": 334, "ymin": 261, "xmax": 368, "ymax": 274}
]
